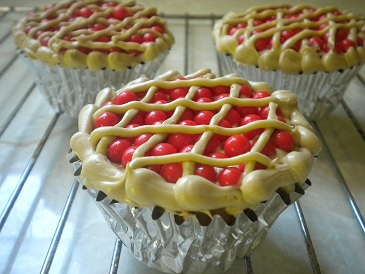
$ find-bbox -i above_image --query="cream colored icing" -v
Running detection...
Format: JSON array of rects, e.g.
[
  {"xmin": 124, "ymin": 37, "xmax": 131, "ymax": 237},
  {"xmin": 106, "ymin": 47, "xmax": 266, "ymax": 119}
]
[
  {"xmin": 70, "ymin": 68, "xmax": 322, "ymax": 217},
  {"xmin": 12, "ymin": 0, "xmax": 174, "ymax": 71},
  {"xmin": 212, "ymin": 4, "xmax": 365, "ymax": 74}
]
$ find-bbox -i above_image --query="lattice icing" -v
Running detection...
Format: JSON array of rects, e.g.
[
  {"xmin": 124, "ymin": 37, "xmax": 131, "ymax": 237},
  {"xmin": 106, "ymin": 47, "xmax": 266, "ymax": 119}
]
[
  {"xmin": 12, "ymin": 0, "xmax": 174, "ymax": 71},
  {"xmin": 212, "ymin": 4, "xmax": 365, "ymax": 74},
  {"xmin": 70, "ymin": 68, "xmax": 322, "ymax": 217}
]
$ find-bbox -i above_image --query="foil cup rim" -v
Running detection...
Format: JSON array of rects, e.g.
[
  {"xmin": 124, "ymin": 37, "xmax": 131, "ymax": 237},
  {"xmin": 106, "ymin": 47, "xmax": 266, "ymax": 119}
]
[{"xmin": 69, "ymin": 155, "xmax": 309, "ymax": 273}]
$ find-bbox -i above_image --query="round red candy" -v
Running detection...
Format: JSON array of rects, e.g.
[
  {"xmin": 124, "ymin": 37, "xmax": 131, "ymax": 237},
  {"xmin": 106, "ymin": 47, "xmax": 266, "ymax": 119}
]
[
  {"xmin": 218, "ymin": 167, "xmax": 242, "ymax": 186},
  {"xmin": 107, "ymin": 138, "xmax": 132, "ymax": 164}
]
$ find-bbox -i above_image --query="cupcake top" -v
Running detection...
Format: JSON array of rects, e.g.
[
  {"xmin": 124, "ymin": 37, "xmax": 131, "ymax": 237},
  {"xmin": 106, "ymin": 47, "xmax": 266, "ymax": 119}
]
[
  {"xmin": 12, "ymin": 0, "xmax": 174, "ymax": 71},
  {"xmin": 70, "ymin": 68, "xmax": 321, "ymax": 218},
  {"xmin": 212, "ymin": 4, "xmax": 365, "ymax": 74}
]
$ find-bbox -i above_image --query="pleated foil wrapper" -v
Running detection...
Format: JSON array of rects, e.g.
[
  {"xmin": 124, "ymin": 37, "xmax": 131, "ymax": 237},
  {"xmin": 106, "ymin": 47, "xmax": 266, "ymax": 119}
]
[
  {"xmin": 70, "ymin": 157, "xmax": 310, "ymax": 274},
  {"xmin": 18, "ymin": 51, "xmax": 168, "ymax": 119},
  {"xmin": 218, "ymin": 52, "xmax": 362, "ymax": 120}
]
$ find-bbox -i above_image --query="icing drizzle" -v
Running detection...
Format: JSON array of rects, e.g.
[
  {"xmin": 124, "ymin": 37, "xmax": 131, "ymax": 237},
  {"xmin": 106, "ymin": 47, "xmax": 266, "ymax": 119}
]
[
  {"xmin": 12, "ymin": 0, "xmax": 174, "ymax": 71},
  {"xmin": 70, "ymin": 68, "xmax": 322, "ymax": 218},
  {"xmin": 212, "ymin": 4, "xmax": 365, "ymax": 74}
]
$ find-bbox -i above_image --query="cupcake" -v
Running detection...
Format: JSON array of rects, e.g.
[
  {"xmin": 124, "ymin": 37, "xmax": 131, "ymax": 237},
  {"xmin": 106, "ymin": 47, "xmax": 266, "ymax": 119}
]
[
  {"xmin": 12, "ymin": 0, "xmax": 174, "ymax": 118},
  {"xmin": 69, "ymin": 68, "xmax": 322, "ymax": 273},
  {"xmin": 212, "ymin": 4, "xmax": 365, "ymax": 119}
]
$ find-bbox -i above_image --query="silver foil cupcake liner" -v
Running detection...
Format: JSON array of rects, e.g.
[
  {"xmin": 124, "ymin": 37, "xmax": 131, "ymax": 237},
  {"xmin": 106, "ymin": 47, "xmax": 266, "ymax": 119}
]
[
  {"xmin": 218, "ymin": 52, "xmax": 362, "ymax": 120},
  {"xmin": 19, "ymin": 51, "xmax": 167, "ymax": 119},
  {"xmin": 70, "ymin": 157, "xmax": 310, "ymax": 274}
]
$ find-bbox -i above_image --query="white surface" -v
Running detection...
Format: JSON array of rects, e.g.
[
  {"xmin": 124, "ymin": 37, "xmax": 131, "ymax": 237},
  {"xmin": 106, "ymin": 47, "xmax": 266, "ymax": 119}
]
[{"xmin": 1, "ymin": 2, "xmax": 365, "ymax": 274}]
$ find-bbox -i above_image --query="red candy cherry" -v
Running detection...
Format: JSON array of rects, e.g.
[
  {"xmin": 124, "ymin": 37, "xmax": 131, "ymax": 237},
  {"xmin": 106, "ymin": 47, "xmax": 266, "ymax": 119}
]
[
  {"xmin": 179, "ymin": 119, "xmax": 197, "ymax": 126},
  {"xmin": 169, "ymin": 87, "xmax": 189, "ymax": 100},
  {"xmin": 253, "ymin": 91, "xmax": 271, "ymax": 99},
  {"xmin": 130, "ymin": 34, "xmax": 143, "ymax": 44},
  {"xmin": 225, "ymin": 109, "xmax": 241, "ymax": 126},
  {"xmin": 143, "ymin": 33, "xmax": 157, "ymax": 43},
  {"xmin": 218, "ymin": 167, "xmax": 242, "ymax": 186},
  {"xmin": 151, "ymin": 25, "xmax": 165, "ymax": 34},
  {"xmin": 255, "ymin": 38, "xmax": 270, "ymax": 51},
  {"xmin": 238, "ymin": 35, "xmax": 245, "ymax": 44},
  {"xmin": 335, "ymin": 29, "xmax": 349, "ymax": 41},
  {"xmin": 280, "ymin": 30, "xmax": 295, "ymax": 44},
  {"xmin": 292, "ymin": 40, "xmax": 302, "ymax": 52},
  {"xmin": 272, "ymin": 130, "xmax": 295, "ymax": 152},
  {"xmin": 216, "ymin": 93, "xmax": 230, "ymax": 100},
  {"xmin": 121, "ymin": 146, "xmax": 138, "ymax": 167},
  {"xmin": 240, "ymin": 114, "xmax": 264, "ymax": 140},
  {"xmin": 112, "ymin": 6, "xmax": 131, "ymax": 20},
  {"xmin": 209, "ymin": 151, "xmax": 227, "ymax": 159},
  {"xmin": 167, "ymin": 133, "xmax": 194, "ymax": 152},
  {"xmin": 217, "ymin": 119, "xmax": 232, "ymax": 141},
  {"xmin": 197, "ymin": 97, "xmax": 212, "ymax": 103},
  {"xmin": 160, "ymin": 163, "xmax": 183, "ymax": 183},
  {"xmin": 95, "ymin": 112, "xmax": 119, "ymax": 128},
  {"xmin": 41, "ymin": 36, "xmax": 51, "ymax": 46},
  {"xmin": 336, "ymin": 39, "xmax": 356, "ymax": 53},
  {"xmin": 179, "ymin": 109, "xmax": 194, "ymax": 121},
  {"xmin": 240, "ymin": 85, "xmax": 254, "ymax": 98},
  {"xmin": 309, "ymin": 36, "xmax": 325, "ymax": 52},
  {"xmin": 195, "ymin": 164, "xmax": 217, "ymax": 182},
  {"xmin": 228, "ymin": 26, "xmax": 238, "ymax": 35},
  {"xmin": 211, "ymin": 85, "xmax": 230, "ymax": 96},
  {"xmin": 107, "ymin": 138, "xmax": 132, "ymax": 164},
  {"xmin": 259, "ymin": 105, "xmax": 283, "ymax": 119},
  {"xmin": 134, "ymin": 133, "xmax": 153, "ymax": 146},
  {"xmin": 194, "ymin": 110, "xmax": 215, "ymax": 125},
  {"xmin": 193, "ymin": 87, "xmax": 213, "ymax": 101},
  {"xmin": 115, "ymin": 90, "xmax": 138, "ymax": 104},
  {"xmin": 91, "ymin": 23, "xmax": 106, "ymax": 31},
  {"xmin": 79, "ymin": 7, "xmax": 93, "ymax": 18},
  {"xmin": 224, "ymin": 134, "xmax": 250, "ymax": 157},
  {"xmin": 357, "ymin": 37, "xmax": 364, "ymax": 47},
  {"xmin": 129, "ymin": 112, "xmax": 145, "ymax": 125},
  {"xmin": 204, "ymin": 135, "xmax": 221, "ymax": 155},
  {"xmin": 151, "ymin": 91, "xmax": 168, "ymax": 103},
  {"xmin": 150, "ymin": 143, "xmax": 177, "ymax": 156},
  {"xmin": 180, "ymin": 144, "xmax": 194, "ymax": 153},
  {"xmin": 123, "ymin": 123, "xmax": 140, "ymax": 143},
  {"xmin": 236, "ymin": 106, "xmax": 259, "ymax": 117},
  {"xmin": 145, "ymin": 110, "xmax": 168, "ymax": 125},
  {"xmin": 251, "ymin": 140, "xmax": 276, "ymax": 157},
  {"xmin": 147, "ymin": 164, "xmax": 161, "ymax": 173}
]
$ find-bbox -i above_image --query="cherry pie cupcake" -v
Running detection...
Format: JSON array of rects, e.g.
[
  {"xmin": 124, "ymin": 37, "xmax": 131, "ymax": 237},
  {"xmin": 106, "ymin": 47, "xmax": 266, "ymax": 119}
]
[
  {"xmin": 12, "ymin": 0, "xmax": 174, "ymax": 118},
  {"xmin": 69, "ymin": 68, "xmax": 321, "ymax": 273},
  {"xmin": 212, "ymin": 4, "xmax": 365, "ymax": 119}
]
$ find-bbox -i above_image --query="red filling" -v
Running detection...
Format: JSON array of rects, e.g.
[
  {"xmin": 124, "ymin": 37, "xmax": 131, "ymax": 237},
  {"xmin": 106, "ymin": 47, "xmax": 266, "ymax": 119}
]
[
  {"xmin": 227, "ymin": 6, "xmax": 364, "ymax": 53},
  {"xmin": 96, "ymin": 80, "xmax": 296, "ymax": 187},
  {"xmin": 24, "ymin": 1, "xmax": 165, "ymax": 55}
]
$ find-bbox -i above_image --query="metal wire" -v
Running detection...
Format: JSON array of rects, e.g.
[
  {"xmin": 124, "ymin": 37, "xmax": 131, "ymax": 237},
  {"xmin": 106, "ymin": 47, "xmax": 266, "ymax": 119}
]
[
  {"xmin": 0, "ymin": 112, "xmax": 60, "ymax": 233},
  {"xmin": 294, "ymin": 202, "xmax": 322, "ymax": 274},
  {"xmin": 109, "ymin": 239, "xmax": 123, "ymax": 274},
  {"xmin": 0, "ymin": 82, "xmax": 36, "ymax": 138},
  {"xmin": 312, "ymin": 121, "xmax": 365, "ymax": 236},
  {"xmin": 40, "ymin": 179, "xmax": 80, "ymax": 274}
]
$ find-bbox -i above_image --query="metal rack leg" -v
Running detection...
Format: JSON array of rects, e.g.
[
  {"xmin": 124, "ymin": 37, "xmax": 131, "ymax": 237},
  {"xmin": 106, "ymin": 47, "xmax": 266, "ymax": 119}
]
[{"xmin": 40, "ymin": 179, "xmax": 80, "ymax": 274}]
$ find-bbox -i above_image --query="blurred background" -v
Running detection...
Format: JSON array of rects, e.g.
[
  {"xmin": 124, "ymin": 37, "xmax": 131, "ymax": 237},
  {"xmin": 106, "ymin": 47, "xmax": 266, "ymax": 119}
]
[{"xmin": 1, "ymin": 0, "xmax": 365, "ymax": 15}]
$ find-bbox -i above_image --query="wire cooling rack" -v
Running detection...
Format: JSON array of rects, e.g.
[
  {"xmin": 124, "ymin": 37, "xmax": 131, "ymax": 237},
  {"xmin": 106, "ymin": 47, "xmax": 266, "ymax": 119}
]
[{"xmin": 0, "ymin": 7, "xmax": 365, "ymax": 274}]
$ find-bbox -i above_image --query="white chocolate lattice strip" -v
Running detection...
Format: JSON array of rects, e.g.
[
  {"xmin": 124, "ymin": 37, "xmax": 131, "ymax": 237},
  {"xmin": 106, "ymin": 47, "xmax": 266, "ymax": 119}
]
[
  {"xmin": 12, "ymin": 0, "xmax": 174, "ymax": 71},
  {"xmin": 213, "ymin": 4, "xmax": 365, "ymax": 73},
  {"xmin": 70, "ymin": 68, "xmax": 322, "ymax": 216}
]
